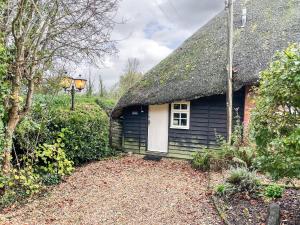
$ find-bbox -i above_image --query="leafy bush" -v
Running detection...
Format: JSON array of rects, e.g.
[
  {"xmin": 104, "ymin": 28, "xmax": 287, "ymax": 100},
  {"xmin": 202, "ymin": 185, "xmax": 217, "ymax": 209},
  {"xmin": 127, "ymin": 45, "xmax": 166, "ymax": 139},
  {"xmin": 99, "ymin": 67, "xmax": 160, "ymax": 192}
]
[
  {"xmin": 233, "ymin": 147, "xmax": 256, "ymax": 168},
  {"xmin": 191, "ymin": 150, "xmax": 211, "ymax": 171},
  {"xmin": 0, "ymin": 133, "xmax": 73, "ymax": 208},
  {"xmin": 14, "ymin": 95, "xmax": 114, "ymax": 165},
  {"xmin": 191, "ymin": 139, "xmax": 256, "ymax": 172},
  {"xmin": 42, "ymin": 174, "xmax": 61, "ymax": 186},
  {"xmin": 251, "ymin": 44, "xmax": 300, "ymax": 180},
  {"xmin": 0, "ymin": 190, "xmax": 19, "ymax": 208},
  {"xmin": 214, "ymin": 113, "xmax": 256, "ymax": 169},
  {"xmin": 33, "ymin": 132, "xmax": 74, "ymax": 177},
  {"xmin": 0, "ymin": 163, "xmax": 42, "ymax": 209},
  {"xmin": 50, "ymin": 104, "xmax": 112, "ymax": 164},
  {"xmin": 193, "ymin": 112, "xmax": 257, "ymax": 173},
  {"xmin": 215, "ymin": 183, "xmax": 235, "ymax": 197},
  {"xmin": 264, "ymin": 184, "xmax": 284, "ymax": 199},
  {"xmin": 226, "ymin": 167, "xmax": 260, "ymax": 193}
]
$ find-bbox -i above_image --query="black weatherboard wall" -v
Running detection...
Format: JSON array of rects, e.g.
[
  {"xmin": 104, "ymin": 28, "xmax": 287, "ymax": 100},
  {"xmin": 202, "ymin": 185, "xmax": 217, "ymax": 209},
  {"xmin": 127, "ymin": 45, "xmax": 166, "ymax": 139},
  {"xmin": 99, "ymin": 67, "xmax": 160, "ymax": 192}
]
[
  {"xmin": 122, "ymin": 105, "xmax": 148, "ymax": 154},
  {"xmin": 110, "ymin": 119, "xmax": 123, "ymax": 150},
  {"xmin": 121, "ymin": 88, "xmax": 245, "ymax": 159},
  {"xmin": 168, "ymin": 88, "xmax": 245, "ymax": 159}
]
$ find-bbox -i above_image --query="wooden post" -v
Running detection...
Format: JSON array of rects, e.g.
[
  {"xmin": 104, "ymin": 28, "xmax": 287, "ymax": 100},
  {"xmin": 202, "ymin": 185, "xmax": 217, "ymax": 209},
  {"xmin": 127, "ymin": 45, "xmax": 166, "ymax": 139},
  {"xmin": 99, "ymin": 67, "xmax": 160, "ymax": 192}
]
[
  {"xmin": 71, "ymin": 85, "xmax": 75, "ymax": 111},
  {"xmin": 226, "ymin": 0, "xmax": 234, "ymax": 143}
]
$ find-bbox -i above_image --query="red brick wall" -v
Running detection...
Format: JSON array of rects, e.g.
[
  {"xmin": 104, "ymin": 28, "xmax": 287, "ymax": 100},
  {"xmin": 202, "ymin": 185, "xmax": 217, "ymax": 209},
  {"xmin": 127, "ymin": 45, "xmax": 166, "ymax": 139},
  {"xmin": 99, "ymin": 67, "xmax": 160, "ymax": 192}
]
[{"xmin": 243, "ymin": 86, "xmax": 256, "ymax": 134}]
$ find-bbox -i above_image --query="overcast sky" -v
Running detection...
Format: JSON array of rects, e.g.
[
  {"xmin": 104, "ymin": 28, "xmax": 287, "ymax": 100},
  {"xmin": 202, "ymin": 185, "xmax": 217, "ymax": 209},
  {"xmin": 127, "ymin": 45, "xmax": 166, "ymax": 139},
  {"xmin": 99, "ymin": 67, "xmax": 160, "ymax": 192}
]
[{"xmin": 76, "ymin": 0, "xmax": 224, "ymax": 90}]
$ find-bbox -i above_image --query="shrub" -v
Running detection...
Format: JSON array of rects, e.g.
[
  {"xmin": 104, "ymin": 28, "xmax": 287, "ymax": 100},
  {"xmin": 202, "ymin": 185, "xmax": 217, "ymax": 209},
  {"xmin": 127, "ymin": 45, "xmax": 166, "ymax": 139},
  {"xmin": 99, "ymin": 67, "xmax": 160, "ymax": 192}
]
[
  {"xmin": 42, "ymin": 174, "xmax": 61, "ymax": 186},
  {"xmin": 0, "ymin": 190, "xmax": 18, "ymax": 208},
  {"xmin": 0, "ymin": 163, "xmax": 42, "ymax": 199},
  {"xmin": 0, "ymin": 133, "xmax": 74, "ymax": 208},
  {"xmin": 50, "ymin": 104, "xmax": 112, "ymax": 165},
  {"xmin": 33, "ymin": 132, "xmax": 74, "ymax": 177},
  {"xmin": 251, "ymin": 44, "xmax": 300, "ymax": 180},
  {"xmin": 191, "ymin": 141, "xmax": 256, "ymax": 172},
  {"xmin": 264, "ymin": 184, "xmax": 284, "ymax": 199},
  {"xmin": 14, "ymin": 95, "xmax": 114, "ymax": 165},
  {"xmin": 233, "ymin": 147, "xmax": 256, "ymax": 168},
  {"xmin": 4, "ymin": 133, "xmax": 73, "ymax": 193},
  {"xmin": 227, "ymin": 167, "xmax": 260, "ymax": 193},
  {"xmin": 215, "ymin": 183, "xmax": 235, "ymax": 197},
  {"xmin": 211, "ymin": 113, "xmax": 256, "ymax": 170},
  {"xmin": 191, "ymin": 150, "xmax": 211, "ymax": 171}
]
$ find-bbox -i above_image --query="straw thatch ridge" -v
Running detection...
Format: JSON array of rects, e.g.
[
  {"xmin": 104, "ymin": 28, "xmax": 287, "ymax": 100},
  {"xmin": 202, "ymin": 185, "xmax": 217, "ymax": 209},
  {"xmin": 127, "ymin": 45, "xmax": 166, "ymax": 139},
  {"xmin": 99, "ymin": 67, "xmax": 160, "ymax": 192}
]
[{"xmin": 112, "ymin": 0, "xmax": 300, "ymax": 118}]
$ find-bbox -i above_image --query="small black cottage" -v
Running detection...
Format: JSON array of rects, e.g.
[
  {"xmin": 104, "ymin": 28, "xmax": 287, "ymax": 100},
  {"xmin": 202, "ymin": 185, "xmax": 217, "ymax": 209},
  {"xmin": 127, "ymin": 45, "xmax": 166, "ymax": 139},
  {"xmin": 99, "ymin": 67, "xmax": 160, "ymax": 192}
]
[{"xmin": 110, "ymin": 0, "xmax": 300, "ymax": 159}]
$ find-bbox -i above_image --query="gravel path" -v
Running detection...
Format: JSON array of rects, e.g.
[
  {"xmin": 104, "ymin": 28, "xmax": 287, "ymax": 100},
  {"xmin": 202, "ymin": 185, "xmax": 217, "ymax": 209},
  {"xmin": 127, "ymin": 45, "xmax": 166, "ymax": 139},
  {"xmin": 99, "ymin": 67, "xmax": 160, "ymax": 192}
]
[{"xmin": 0, "ymin": 155, "xmax": 222, "ymax": 225}]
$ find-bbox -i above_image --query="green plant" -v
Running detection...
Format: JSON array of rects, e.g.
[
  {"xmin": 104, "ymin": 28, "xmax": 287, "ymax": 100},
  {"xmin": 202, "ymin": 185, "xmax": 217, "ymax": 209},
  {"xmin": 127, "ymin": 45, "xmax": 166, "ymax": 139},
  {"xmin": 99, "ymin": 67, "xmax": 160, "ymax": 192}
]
[
  {"xmin": 227, "ymin": 167, "xmax": 260, "ymax": 193},
  {"xmin": 51, "ymin": 105, "xmax": 113, "ymax": 165},
  {"xmin": 213, "ymin": 113, "xmax": 256, "ymax": 170},
  {"xmin": 0, "ymin": 165, "xmax": 42, "ymax": 198},
  {"xmin": 0, "ymin": 190, "xmax": 19, "ymax": 209},
  {"xmin": 0, "ymin": 132, "xmax": 74, "ymax": 208},
  {"xmin": 14, "ymin": 95, "xmax": 114, "ymax": 166},
  {"xmin": 191, "ymin": 145, "xmax": 253, "ymax": 172},
  {"xmin": 233, "ymin": 147, "xmax": 256, "ymax": 168},
  {"xmin": 192, "ymin": 142, "xmax": 256, "ymax": 172},
  {"xmin": 251, "ymin": 44, "xmax": 300, "ymax": 180},
  {"xmin": 264, "ymin": 184, "xmax": 284, "ymax": 199},
  {"xmin": 34, "ymin": 133, "xmax": 74, "ymax": 177},
  {"xmin": 215, "ymin": 183, "xmax": 235, "ymax": 197},
  {"xmin": 42, "ymin": 174, "xmax": 61, "ymax": 186},
  {"xmin": 191, "ymin": 150, "xmax": 211, "ymax": 171},
  {"xmin": 12, "ymin": 167, "xmax": 41, "ymax": 195},
  {"xmin": 4, "ymin": 134, "xmax": 73, "ymax": 195}
]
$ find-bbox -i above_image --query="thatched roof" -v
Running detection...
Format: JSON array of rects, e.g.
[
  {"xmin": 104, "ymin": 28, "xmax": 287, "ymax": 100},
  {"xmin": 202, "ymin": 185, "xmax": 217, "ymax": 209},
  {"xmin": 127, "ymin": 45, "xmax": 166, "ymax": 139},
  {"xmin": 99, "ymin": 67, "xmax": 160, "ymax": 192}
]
[{"xmin": 112, "ymin": 0, "xmax": 300, "ymax": 118}]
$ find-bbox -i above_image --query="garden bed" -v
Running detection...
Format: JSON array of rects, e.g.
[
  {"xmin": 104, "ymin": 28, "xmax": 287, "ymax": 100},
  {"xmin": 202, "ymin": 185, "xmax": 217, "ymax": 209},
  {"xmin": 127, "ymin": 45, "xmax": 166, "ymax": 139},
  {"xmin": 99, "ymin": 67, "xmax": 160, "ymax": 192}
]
[{"xmin": 213, "ymin": 184, "xmax": 300, "ymax": 225}]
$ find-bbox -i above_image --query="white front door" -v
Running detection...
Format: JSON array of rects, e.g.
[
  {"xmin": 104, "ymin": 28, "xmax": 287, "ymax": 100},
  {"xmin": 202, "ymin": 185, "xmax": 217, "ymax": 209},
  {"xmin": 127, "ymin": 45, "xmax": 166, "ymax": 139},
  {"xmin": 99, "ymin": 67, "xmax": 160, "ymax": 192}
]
[{"xmin": 148, "ymin": 104, "xmax": 169, "ymax": 153}]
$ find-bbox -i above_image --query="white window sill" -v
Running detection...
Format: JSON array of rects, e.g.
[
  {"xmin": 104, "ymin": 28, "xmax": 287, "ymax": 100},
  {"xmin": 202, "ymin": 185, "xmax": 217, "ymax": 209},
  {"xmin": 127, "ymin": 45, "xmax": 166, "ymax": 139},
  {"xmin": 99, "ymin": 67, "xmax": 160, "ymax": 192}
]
[{"xmin": 170, "ymin": 126, "xmax": 190, "ymax": 130}]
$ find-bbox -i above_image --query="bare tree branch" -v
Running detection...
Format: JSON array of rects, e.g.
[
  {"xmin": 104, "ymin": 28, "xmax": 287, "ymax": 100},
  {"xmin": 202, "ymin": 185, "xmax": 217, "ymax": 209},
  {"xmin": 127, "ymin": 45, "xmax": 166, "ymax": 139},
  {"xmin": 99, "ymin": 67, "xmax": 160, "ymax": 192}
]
[{"xmin": 0, "ymin": 0, "xmax": 121, "ymax": 172}]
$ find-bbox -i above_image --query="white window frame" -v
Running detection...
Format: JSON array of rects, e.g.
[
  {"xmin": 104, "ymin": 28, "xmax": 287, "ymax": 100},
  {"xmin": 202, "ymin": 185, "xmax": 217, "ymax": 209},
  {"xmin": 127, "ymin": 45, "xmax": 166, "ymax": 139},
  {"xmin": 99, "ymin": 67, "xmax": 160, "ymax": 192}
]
[{"xmin": 170, "ymin": 101, "xmax": 190, "ymax": 129}]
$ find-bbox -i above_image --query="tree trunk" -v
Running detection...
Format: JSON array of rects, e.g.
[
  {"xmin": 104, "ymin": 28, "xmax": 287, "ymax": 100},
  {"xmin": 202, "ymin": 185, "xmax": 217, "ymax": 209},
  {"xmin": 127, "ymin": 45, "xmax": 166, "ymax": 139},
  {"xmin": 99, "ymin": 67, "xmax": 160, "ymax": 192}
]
[
  {"xmin": 2, "ymin": 62, "xmax": 21, "ymax": 174},
  {"xmin": 2, "ymin": 111, "xmax": 19, "ymax": 174}
]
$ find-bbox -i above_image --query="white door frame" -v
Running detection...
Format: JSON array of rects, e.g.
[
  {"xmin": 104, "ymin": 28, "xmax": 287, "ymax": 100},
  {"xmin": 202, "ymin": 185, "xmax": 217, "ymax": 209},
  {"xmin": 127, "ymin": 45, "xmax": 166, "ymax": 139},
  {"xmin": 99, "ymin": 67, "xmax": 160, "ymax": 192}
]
[{"xmin": 147, "ymin": 104, "xmax": 169, "ymax": 153}]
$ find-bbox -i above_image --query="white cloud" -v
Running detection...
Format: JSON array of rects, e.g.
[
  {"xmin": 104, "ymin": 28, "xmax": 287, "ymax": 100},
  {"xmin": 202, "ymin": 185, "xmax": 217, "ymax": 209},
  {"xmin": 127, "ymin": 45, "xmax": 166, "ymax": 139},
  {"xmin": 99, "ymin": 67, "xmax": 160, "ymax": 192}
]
[{"xmin": 75, "ymin": 0, "xmax": 224, "ymax": 90}]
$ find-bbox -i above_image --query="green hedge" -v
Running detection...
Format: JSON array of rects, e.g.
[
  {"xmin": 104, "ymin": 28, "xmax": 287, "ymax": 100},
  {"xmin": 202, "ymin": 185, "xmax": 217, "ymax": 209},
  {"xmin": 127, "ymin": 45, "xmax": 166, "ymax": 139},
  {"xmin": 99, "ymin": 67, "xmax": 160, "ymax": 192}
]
[
  {"xmin": 50, "ymin": 104, "xmax": 111, "ymax": 164},
  {"xmin": 14, "ymin": 94, "xmax": 114, "ymax": 165}
]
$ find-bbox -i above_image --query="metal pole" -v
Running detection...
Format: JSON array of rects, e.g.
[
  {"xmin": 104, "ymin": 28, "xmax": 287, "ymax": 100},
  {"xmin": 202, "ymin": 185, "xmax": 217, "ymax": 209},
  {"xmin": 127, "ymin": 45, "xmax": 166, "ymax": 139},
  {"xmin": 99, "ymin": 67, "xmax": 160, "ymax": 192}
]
[
  {"xmin": 226, "ymin": 0, "xmax": 233, "ymax": 143},
  {"xmin": 71, "ymin": 85, "xmax": 75, "ymax": 111}
]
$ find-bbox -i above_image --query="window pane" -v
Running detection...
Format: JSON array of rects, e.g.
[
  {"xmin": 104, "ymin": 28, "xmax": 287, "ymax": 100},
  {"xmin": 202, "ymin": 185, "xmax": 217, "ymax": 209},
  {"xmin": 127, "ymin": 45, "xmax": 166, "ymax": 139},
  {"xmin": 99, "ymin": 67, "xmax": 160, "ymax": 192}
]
[
  {"xmin": 174, "ymin": 113, "xmax": 180, "ymax": 119},
  {"xmin": 173, "ymin": 119, "xmax": 179, "ymax": 126},
  {"xmin": 181, "ymin": 119, "xmax": 187, "ymax": 126},
  {"xmin": 174, "ymin": 104, "xmax": 180, "ymax": 109},
  {"xmin": 181, "ymin": 104, "xmax": 188, "ymax": 110},
  {"xmin": 181, "ymin": 113, "xmax": 187, "ymax": 119}
]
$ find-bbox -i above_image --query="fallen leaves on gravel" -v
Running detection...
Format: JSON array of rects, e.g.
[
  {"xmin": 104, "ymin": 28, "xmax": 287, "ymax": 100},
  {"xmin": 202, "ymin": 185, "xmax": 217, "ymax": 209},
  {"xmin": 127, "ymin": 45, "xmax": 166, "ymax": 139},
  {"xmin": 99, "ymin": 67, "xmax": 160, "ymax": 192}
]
[{"xmin": 0, "ymin": 155, "xmax": 222, "ymax": 225}]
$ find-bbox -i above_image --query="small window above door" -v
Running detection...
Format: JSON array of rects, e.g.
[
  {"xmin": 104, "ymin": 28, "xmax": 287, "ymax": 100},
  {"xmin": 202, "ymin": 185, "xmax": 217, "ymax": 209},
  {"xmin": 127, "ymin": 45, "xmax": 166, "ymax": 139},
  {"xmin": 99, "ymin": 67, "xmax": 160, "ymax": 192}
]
[{"xmin": 170, "ymin": 102, "xmax": 190, "ymax": 129}]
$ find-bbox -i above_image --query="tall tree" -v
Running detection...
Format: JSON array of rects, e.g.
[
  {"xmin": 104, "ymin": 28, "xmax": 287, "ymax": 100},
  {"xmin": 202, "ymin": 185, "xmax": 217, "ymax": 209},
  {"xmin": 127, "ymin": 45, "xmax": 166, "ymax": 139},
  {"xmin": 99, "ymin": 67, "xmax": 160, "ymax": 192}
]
[
  {"xmin": 99, "ymin": 74, "xmax": 105, "ymax": 97},
  {"xmin": 112, "ymin": 58, "xmax": 142, "ymax": 99},
  {"xmin": 86, "ymin": 72, "xmax": 94, "ymax": 97},
  {"xmin": 0, "ymin": 0, "xmax": 120, "ymax": 173}
]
